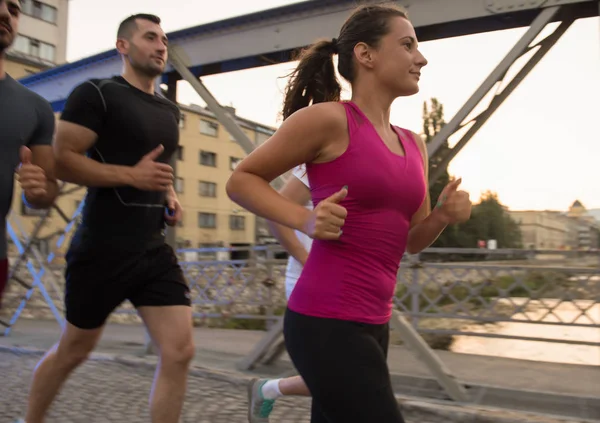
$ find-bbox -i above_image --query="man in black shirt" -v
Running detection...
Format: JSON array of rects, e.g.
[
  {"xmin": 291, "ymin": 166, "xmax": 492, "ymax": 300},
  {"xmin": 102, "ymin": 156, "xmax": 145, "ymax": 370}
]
[{"xmin": 21, "ymin": 14, "xmax": 194, "ymax": 423}]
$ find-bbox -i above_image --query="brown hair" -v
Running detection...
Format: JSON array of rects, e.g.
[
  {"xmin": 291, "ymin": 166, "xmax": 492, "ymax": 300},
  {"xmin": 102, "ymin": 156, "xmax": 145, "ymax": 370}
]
[
  {"xmin": 281, "ymin": 4, "xmax": 408, "ymax": 120},
  {"xmin": 117, "ymin": 13, "xmax": 161, "ymax": 40}
]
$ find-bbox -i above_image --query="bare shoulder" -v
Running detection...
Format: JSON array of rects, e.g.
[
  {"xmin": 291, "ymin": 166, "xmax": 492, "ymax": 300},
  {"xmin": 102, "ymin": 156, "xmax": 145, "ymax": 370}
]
[
  {"xmin": 282, "ymin": 101, "xmax": 347, "ymax": 134},
  {"xmin": 235, "ymin": 102, "xmax": 348, "ymax": 182}
]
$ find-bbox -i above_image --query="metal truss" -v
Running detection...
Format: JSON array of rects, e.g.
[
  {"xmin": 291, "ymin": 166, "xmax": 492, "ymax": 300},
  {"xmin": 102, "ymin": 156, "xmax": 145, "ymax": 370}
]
[
  {"xmin": 1, "ymin": 184, "xmax": 84, "ymax": 335},
  {"xmin": 427, "ymin": 5, "xmax": 576, "ymax": 184}
]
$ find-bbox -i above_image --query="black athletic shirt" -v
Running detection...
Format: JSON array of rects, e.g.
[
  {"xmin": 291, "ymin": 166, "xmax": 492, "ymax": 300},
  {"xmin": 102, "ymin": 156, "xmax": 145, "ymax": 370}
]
[{"xmin": 60, "ymin": 76, "xmax": 180, "ymax": 253}]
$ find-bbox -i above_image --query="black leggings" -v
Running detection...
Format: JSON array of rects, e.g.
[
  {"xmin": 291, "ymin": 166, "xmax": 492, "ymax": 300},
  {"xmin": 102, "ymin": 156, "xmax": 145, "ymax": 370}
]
[{"xmin": 284, "ymin": 308, "xmax": 405, "ymax": 423}]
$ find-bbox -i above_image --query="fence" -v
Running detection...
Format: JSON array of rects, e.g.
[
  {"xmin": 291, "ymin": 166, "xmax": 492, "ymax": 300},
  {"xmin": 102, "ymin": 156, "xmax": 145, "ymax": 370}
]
[
  {"xmin": 395, "ymin": 249, "xmax": 600, "ymax": 347},
  {"xmin": 4, "ymin": 246, "xmax": 599, "ymax": 347}
]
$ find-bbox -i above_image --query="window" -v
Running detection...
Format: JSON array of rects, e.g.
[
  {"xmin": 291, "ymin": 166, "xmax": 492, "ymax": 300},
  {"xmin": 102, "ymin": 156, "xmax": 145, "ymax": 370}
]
[
  {"xmin": 39, "ymin": 42, "xmax": 55, "ymax": 62},
  {"xmin": 198, "ymin": 212, "xmax": 217, "ymax": 228},
  {"xmin": 12, "ymin": 35, "xmax": 29, "ymax": 54},
  {"xmin": 174, "ymin": 177, "xmax": 184, "ymax": 193},
  {"xmin": 230, "ymin": 157, "xmax": 242, "ymax": 171},
  {"xmin": 199, "ymin": 151, "xmax": 216, "ymax": 167},
  {"xmin": 199, "ymin": 181, "xmax": 216, "ymax": 198},
  {"xmin": 29, "ymin": 39, "xmax": 40, "ymax": 58},
  {"xmin": 176, "ymin": 239, "xmax": 191, "ymax": 249},
  {"xmin": 200, "ymin": 119, "xmax": 219, "ymax": 137},
  {"xmin": 11, "ymin": 34, "xmax": 56, "ymax": 62},
  {"xmin": 176, "ymin": 145, "xmax": 184, "ymax": 161},
  {"xmin": 21, "ymin": 0, "xmax": 58, "ymax": 24},
  {"xmin": 179, "ymin": 113, "xmax": 186, "ymax": 129},
  {"xmin": 230, "ymin": 215, "xmax": 245, "ymax": 231},
  {"xmin": 197, "ymin": 242, "xmax": 222, "ymax": 259}
]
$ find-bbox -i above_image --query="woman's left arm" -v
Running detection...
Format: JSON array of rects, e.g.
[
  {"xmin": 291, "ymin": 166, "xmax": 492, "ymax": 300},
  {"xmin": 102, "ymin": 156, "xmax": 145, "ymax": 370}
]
[{"xmin": 405, "ymin": 132, "xmax": 471, "ymax": 254}]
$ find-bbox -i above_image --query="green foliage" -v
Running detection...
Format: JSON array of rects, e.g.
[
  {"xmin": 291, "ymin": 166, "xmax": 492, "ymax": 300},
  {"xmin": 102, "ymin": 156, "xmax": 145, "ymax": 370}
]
[
  {"xmin": 451, "ymin": 191, "xmax": 522, "ymax": 248},
  {"xmin": 422, "ymin": 98, "xmax": 522, "ymax": 248},
  {"xmin": 423, "ymin": 98, "xmax": 455, "ymax": 246}
]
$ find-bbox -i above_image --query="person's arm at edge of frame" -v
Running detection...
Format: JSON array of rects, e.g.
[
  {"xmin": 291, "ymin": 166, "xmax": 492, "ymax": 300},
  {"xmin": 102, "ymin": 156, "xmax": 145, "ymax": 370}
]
[
  {"xmin": 23, "ymin": 101, "xmax": 59, "ymax": 209},
  {"xmin": 266, "ymin": 175, "xmax": 312, "ymax": 265},
  {"xmin": 226, "ymin": 102, "xmax": 345, "ymax": 234}
]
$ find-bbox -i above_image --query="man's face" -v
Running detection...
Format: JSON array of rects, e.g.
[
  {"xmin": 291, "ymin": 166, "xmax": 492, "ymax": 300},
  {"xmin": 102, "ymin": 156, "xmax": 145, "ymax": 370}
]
[
  {"xmin": 0, "ymin": 0, "xmax": 20, "ymax": 53},
  {"xmin": 122, "ymin": 19, "xmax": 168, "ymax": 78}
]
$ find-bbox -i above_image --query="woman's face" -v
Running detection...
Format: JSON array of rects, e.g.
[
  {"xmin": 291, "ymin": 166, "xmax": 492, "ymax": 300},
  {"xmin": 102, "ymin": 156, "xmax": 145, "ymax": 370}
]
[{"xmin": 371, "ymin": 16, "xmax": 428, "ymax": 97}]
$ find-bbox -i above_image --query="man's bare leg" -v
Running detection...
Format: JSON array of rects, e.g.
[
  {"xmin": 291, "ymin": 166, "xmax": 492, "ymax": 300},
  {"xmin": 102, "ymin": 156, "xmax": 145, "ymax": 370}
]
[
  {"xmin": 24, "ymin": 323, "xmax": 103, "ymax": 423},
  {"xmin": 138, "ymin": 305, "xmax": 194, "ymax": 423}
]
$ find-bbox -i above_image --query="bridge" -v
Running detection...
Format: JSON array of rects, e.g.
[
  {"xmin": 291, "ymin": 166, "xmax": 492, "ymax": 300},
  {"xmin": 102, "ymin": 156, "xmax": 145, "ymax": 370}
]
[
  {"xmin": 17, "ymin": 0, "xmax": 600, "ymax": 172},
  {"xmin": 3, "ymin": 1, "xmax": 599, "ymax": 421}
]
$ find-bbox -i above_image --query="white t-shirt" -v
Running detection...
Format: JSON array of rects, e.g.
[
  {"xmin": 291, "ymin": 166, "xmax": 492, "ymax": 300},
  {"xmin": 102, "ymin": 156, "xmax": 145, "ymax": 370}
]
[{"xmin": 284, "ymin": 165, "xmax": 313, "ymax": 300}]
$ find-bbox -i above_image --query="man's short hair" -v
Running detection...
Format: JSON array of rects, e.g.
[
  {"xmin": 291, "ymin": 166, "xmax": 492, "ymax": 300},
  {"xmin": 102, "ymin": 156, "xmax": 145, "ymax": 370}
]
[{"xmin": 117, "ymin": 13, "xmax": 161, "ymax": 40}]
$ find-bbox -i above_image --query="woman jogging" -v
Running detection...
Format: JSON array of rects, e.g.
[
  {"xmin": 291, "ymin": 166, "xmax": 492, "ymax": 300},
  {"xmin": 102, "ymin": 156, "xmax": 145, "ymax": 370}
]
[{"xmin": 228, "ymin": 4, "xmax": 472, "ymax": 422}]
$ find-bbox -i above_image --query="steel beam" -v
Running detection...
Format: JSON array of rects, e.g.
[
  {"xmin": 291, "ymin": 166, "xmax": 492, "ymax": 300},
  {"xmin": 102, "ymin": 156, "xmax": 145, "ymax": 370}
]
[
  {"xmin": 19, "ymin": 1, "xmax": 597, "ymax": 108},
  {"xmin": 167, "ymin": 44, "xmax": 286, "ymax": 189},
  {"xmin": 389, "ymin": 311, "xmax": 470, "ymax": 402},
  {"xmin": 427, "ymin": 5, "xmax": 574, "ymax": 184},
  {"xmin": 0, "ymin": 186, "xmax": 81, "ymax": 335},
  {"xmin": 169, "ymin": 45, "xmax": 256, "ymax": 155}
]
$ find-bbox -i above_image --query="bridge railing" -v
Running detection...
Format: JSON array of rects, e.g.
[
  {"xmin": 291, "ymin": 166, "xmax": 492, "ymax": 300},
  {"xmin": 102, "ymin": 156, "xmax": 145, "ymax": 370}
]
[
  {"xmin": 5, "ymin": 246, "xmax": 599, "ymax": 346},
  {"xmin": 165, "ymin": 246, "xmax": 599, "ymax": 347},
  {"xmin": 395, "ymin": 249, "xmax": 599, "ymax": 347}
]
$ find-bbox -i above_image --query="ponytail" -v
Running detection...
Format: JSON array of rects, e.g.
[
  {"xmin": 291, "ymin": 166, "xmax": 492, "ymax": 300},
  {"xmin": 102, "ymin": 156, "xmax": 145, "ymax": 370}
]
[{"xmin": 282, "ymin": 39, "xmax": 341, "ymax": 120}]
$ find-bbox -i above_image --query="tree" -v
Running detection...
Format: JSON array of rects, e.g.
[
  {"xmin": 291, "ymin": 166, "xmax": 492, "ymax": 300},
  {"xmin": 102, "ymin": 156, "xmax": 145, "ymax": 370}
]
[
  {"xmin": 455, "ymin": 192, "xmax": 522, "ymax": 248},
  {"xmin": 423, "ymin": 98, "xmax": 455, "ymax": 247},
  {"xmin": 421, "ymin": 98, "xmax": 522, "ymax": 249}
]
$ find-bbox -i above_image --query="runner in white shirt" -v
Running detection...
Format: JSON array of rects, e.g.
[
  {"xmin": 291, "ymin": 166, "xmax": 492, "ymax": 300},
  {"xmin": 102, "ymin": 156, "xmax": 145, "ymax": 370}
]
[
  {"xmin": 247, "ymin": 164, "xmax": 313, "ymax": 422},
  {"xmin": 282, "ymin": 165, "xmax": 313, "ymax": 298}
]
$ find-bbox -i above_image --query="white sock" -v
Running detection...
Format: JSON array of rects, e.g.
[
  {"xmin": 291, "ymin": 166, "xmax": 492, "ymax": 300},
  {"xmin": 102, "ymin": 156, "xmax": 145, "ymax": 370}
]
[{"xmin": 261, "ymin": 379, "xmax": 283, "ymax": 400}]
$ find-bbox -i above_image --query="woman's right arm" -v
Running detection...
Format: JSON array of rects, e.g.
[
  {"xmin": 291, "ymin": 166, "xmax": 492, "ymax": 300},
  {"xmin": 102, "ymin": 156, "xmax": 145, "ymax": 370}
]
[
  {"xmin": 267, "ymin": 173, "xmax": 312, "ymax": 265},
  {"xmin": 226, "ymin": 102, "xmax": 346, "ymax": 234}
]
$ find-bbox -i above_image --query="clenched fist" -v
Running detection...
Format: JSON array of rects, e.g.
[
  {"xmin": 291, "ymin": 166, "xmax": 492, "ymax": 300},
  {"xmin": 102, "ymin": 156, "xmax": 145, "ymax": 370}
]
[
  {"xmin": 435, "ymin": 178, "xmax": 471, "ymax": 224},
  {"xmin": 17, "ymin": 146, "xmax": 48, "ymax": 204},
  {"xmin": 130, "ymin": 144, "xmax": 174, "ymax": 191},
  {"xmin": 303, "ymin": 186, "xmax": 348, "ymax": 240}
]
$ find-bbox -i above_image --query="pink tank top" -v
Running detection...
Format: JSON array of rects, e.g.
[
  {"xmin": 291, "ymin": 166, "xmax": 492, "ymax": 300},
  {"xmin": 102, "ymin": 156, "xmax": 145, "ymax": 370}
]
[{"xmin": 287, "ymin": 101, "xmax": 426, "ymax": 324}]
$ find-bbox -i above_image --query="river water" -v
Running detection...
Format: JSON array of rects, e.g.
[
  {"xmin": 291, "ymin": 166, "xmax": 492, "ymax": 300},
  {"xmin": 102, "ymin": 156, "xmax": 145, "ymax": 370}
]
[{"xmin": 451, "ymin": 299, "xmax": 600, "ymax": 366}]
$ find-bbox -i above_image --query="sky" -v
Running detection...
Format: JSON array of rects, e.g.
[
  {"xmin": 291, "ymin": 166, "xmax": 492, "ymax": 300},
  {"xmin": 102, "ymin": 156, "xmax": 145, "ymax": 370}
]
[{"xmin": 65, "ymin": 0, "xmax": 600, "ymax": 212}]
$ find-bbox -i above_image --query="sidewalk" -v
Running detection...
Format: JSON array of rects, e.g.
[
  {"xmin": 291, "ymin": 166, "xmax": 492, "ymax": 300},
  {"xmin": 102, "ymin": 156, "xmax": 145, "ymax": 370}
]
[{"xmin": 2, "ymin": 318, "xmax": 599, "ymax": 421}]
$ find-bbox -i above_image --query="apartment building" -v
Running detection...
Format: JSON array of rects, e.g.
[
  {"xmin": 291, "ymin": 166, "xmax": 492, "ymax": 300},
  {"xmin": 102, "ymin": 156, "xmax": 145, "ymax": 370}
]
[
  {"xmin": 6, "ymin": 0, "xmax": 69, "ymax": 79},
  {"xmin": 9, "ymin": 103, "xmax": 276, "ymax": 259},
  {"xmin": 509, "ymin": 201, "xmax": 600, "ymax": 250},
  {"xmin": 509, "ymin": 210, "xmax": 575, "ymax": 250},
  {"xmin": 173, "ymin": 104, "xmax": 275, "ymax": 251},
  {"xmin": 567, "ymin": 200, "xmax": 600, "ymax": 250}
]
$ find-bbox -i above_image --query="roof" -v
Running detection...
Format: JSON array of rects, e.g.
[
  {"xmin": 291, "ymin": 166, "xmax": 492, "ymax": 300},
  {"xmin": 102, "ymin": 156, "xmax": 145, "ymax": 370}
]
[
  {"xmin": 180, "ymin": 103, "xmax": 276, "ymax": 134},
  {"xmin": 18, "ymin": 0, "xmax": 350, "ymax": 87},
  {"xmin": 571, "ymin": 200, "xmax": 584, "ymax": 208}
]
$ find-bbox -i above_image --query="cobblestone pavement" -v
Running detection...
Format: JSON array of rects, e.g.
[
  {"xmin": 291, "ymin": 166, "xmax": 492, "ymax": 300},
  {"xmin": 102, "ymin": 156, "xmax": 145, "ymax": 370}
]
[
  {"xmin": 1, "ymin": 350, "xmax": 313, "ymax": 423},
  {"xmin": 3, "ymin": 350, "xmax": 570, "ymax": 423}
]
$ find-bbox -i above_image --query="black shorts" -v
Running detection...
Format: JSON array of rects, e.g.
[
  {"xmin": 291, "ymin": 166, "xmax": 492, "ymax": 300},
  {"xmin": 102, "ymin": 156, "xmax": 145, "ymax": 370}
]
[
  {"xmin": 65, "ymin": 244, "xmax": 190, "ymax": 330},
  {"xmin": 284, "ymin": 308, "xmax": 405, "ymax": 423}
]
